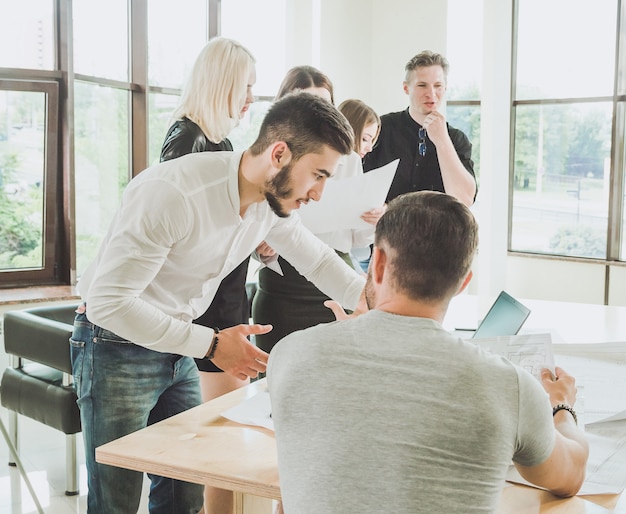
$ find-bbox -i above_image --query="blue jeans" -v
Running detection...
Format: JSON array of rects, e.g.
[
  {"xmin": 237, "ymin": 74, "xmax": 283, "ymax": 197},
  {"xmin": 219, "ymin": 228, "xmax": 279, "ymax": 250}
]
[{"xmin": 70, "ymin": 311, "xmax": 204, "ymax": 514}]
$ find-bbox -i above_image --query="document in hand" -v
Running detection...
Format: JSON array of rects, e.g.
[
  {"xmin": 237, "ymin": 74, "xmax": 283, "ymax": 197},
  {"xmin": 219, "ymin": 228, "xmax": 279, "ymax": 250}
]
[
  {"xmin": 486, "ymin": 338, "xmax": 626, "ymax": 495},
  {"xmin": 297, "ymin": 159, "xmax": 399, "ymax": 232},
  {"xmin": 470, "ymin": 332, "xmax": 555, "ymax": 381}
]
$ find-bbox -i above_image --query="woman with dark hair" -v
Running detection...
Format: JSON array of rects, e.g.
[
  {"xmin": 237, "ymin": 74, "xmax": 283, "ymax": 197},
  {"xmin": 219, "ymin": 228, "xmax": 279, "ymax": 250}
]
[{"xmin": 274, "ymin": 65, "xmax": 335, "ymax": 103}]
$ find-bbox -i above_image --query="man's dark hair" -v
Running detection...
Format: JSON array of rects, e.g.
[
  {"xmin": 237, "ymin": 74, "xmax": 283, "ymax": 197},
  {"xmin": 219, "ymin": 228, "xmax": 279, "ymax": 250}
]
[
  {"xmin": 374, "ymin": 191, "xmax": 478, "ymax": 302},
  {"xmin": 248, "ymin": 91, "xmax": 354, "ymax": 160}
]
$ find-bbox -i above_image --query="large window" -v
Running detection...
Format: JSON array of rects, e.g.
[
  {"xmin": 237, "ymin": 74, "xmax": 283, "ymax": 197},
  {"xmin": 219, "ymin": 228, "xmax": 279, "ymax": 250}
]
[
  {"xmin": 0, "ymin": 2, "xmax": 60, "ymax": 287},
  {"xmin": 72, "ymin": 0, "xmax": 133, "ymax": 276},
  {"xmin": 9, "ymin": 0, "xmax": 625, "ymax": 290},
  {"xmin": 0, "ymin": 82, "xmax": 60, "ymax": 285},
  {"xmin": 74, "ymin": 82, "xmax": 130, "ymax": 273},
  {"xmin": 0, "ymin": 1, "xmax": 54, "ymax": 70},
  {"xmin": 147, "ymin": 0, "xmax": 208, "ymax": 165},
  {"xmin": 0, "ymin": 0, "xmax": 208, "ymax": 285},
  {"xmin": 221, "ymin": 0, "xmax": 287, "ymax": 150},
  {"xmin": 511, "ymin": 0, "xmax": 622, "ymax": 260},
  {"xmin": 0, "ymin": 0, "xmax": 288, "ymax": 288}
]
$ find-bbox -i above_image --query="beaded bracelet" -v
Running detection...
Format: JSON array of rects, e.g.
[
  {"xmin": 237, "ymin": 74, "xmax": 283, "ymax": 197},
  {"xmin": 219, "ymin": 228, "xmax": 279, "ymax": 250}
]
[
  {"xmin": 206, "ymin": 327, "xmax": 220, "ymax": 361},
  {"xmin": 552, "ymin": 403, "xmax": 578, "ymax": 425}
]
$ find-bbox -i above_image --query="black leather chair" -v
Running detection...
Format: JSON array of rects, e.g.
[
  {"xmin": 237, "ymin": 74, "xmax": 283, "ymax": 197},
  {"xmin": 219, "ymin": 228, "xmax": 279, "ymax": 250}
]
[{"xmin": 1, "ymin": 303, "xmax": 81, "ymax": 495}]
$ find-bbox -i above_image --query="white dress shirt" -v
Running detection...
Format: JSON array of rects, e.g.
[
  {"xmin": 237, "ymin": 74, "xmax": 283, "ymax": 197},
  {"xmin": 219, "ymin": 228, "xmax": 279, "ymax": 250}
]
[{"xmin": 79, "ymin": 151, "xmax": 365, "ymax": 358}]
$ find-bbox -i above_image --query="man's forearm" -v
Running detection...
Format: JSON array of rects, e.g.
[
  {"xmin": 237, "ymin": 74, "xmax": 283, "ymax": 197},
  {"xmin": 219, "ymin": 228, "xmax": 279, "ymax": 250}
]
[
  {"xmin": 437, "ymin": 141, "xmax": 476, "ymax": 206},
  {"xmin": 550, "ymin": 416, "xmax": 589, "ymax": 496}
]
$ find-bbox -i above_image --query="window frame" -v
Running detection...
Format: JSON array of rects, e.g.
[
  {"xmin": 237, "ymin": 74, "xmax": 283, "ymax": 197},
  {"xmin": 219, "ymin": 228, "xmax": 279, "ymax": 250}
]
[
  {"xmin": 508, "ymin": 0, "xmax": 626, "ymax": 263},
  {"xmin": 0, "ymin": 79, "xmax": 62, "ymax": 286}
]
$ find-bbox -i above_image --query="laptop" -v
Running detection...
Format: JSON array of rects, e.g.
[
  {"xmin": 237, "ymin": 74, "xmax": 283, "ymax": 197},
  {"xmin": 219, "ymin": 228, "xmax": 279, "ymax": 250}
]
[{"xmin": 464, "ymin": 291, "xmax": 531, "ymax": 339}]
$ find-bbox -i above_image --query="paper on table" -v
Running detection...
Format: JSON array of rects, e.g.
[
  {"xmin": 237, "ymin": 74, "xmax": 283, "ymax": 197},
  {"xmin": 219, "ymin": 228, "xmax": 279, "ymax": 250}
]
[
  {"xmin": 297, "ymin": 159, "xmax": 399, "ymax": 233},
  {"xmin": 221, "ymin": 391, "xmax": 274, "ymax": 431},
  {"xmin": 551, "ymin": 343, "xmax": 626, "ymax": 425}
]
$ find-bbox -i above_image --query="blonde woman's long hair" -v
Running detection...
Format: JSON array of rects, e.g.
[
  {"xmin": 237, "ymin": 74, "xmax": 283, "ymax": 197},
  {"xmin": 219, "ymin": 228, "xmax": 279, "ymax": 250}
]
[{"xmin": 170, "ymin": 37, "xmax": 256, "ymax": 143}]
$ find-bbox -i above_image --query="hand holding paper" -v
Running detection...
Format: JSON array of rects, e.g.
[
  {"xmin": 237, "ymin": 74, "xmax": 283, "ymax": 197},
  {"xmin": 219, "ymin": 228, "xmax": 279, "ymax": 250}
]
[{"xmin": 297, "ymin": 159, "xmax": 399, "ymax": 232}]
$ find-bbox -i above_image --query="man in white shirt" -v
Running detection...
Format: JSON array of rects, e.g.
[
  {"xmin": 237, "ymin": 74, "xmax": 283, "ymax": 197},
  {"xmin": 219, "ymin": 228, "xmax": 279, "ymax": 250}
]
[
  {"xmin": 269, "ymin": 191, "xmax": 589, "ymax": 514},
  {"xmin": 71, "ymin": 92, "xmax": 365, "ymax": 514}
]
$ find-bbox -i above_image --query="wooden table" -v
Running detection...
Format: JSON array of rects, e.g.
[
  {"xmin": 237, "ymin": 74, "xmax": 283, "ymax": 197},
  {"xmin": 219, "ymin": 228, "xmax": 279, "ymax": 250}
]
[
  {"xmin": 97, "ymin": 379, "xmax": 278, "ymax": 513},
  {"xmin": 96, "ymin": 378, "xmax": 625, "ymax": 514}
]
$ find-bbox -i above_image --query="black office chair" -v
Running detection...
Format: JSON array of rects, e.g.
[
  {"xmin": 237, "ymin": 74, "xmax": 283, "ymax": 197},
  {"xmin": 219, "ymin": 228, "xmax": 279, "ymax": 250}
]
[{"xmin": 1, "ymin": 303, "xmax": 81, "ymax": 495}]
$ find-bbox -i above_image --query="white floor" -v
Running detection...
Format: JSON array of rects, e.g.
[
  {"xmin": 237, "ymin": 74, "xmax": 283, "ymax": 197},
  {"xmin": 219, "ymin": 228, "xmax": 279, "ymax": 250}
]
[{"xmin": 0, "ymin": 406, "xmax": 150, "ymax": 513}]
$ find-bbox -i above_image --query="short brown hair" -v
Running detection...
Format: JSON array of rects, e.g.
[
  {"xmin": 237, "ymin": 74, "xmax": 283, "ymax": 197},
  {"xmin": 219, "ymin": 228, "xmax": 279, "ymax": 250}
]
[
  {"xmin": 375, "ymin": 191, "xmax": 478, "ymax": 302},
  {"xmin": 249, "ymin": 91, "xmax": 353, "ymax": 160},
  {"xmin": 405, "ymin": 50, "xmax": 449, "ymax": 83}
]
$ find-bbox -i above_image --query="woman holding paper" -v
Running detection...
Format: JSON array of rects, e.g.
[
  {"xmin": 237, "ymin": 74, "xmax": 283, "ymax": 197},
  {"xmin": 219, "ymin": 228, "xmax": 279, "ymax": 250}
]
[{"xmin": 251, "ymin": 67, "xmax": 384, "ymax": 354}]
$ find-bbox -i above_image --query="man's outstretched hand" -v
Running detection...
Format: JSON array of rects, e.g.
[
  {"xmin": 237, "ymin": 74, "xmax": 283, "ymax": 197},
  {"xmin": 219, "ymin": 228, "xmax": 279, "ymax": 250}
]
[{"xmin": 211, "ymin": 324, "xmax": 272, "ymax": 380}]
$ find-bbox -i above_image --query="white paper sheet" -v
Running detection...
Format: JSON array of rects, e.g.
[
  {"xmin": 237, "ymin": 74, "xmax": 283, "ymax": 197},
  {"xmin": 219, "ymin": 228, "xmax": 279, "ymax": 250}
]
[
  {"xmin": 297, "ymin": 159, "xmax": 399, "ymax": 232},
  {"xmin": 221, "ymin": 391, "xmax": 274, "ymax": 431},
  {"xmin": 469, "ymin": 333, "xmax": 555, "ymax": 380}
]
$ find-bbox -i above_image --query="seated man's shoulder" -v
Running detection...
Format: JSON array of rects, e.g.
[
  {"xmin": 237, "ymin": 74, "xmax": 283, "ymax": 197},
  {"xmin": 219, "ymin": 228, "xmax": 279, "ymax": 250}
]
[{"xmin": 271, "ymin": 315, "xmax": 366, "ymax": 359}]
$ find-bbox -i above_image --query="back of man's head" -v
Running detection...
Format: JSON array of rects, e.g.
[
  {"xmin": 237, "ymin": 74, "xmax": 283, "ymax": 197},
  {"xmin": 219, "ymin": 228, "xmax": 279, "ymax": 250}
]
[
  {"xmin": 249, "ymin": 91, "xmax": 354, "ymax": 160},
  {"xmin": 375, "ymin": 191, "xmax": 478, "ymax": 302}
]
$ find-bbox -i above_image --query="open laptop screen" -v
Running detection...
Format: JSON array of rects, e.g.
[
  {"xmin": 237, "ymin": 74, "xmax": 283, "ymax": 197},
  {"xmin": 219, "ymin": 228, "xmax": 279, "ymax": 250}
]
[{"xmin": 471, "ymin": 291, "xmax": 531, "ymax": 339}]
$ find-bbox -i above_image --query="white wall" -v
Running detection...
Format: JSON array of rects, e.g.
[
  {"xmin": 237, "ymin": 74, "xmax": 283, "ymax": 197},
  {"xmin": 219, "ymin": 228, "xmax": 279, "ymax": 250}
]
[
  {"xmin": 506, "ymin": 256, "xmax": 606, "ymax": 304},
  {"xmin": 286, "ymin": 0, "xmax": 448, "ymax": 111},
  {"xmin": 367, "ymin": 0, "xmax": 448, "ymax": 114},
  {"xmin": 609, "ymin": 266, "xmax": 626, "ymax": 306},
  {"xmin": 474, "ymin": 0, "xmax": 512, "ymax": 300}
]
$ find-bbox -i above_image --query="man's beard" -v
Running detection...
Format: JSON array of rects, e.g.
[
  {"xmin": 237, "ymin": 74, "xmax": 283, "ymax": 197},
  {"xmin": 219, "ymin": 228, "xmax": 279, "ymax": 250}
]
[
  {"xmin": 264, "ymin": 162, "xmax": 294, "ymax": 218},
  {"xmin": 364, "ymin": 267, "xmax": 376, "ymax": 309}
]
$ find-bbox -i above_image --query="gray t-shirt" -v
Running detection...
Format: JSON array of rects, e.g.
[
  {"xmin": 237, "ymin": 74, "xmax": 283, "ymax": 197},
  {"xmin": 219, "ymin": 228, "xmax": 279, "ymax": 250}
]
[{"xmin": 267, "ymin": 310, "xmax": 555, "ymax": 514}]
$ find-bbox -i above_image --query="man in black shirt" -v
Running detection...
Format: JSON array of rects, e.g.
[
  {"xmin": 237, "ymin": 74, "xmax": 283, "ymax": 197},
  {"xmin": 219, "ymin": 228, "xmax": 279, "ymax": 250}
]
[{"xmin": 363, "ymin": 50, "xmax": 477, "ymax": 207}]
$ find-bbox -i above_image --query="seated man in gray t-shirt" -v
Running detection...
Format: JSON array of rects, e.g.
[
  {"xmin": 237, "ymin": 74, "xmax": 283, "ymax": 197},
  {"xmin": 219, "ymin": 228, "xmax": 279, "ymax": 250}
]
[{"xmin": 268, "ymin": 191, "xmax": 589, "ymax": 514}]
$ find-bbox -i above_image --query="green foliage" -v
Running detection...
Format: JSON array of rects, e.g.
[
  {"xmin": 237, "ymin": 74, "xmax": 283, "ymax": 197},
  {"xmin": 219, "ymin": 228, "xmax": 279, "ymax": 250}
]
[
  {"xmin": 447, "ymin": 103, "xmax": 481, "ymax": 182},
  {"xmin": 0, "ymin": 118, "xmax": 44, "ymax": 269},
  {"xmin": 0, "ymin": 182, "xmax": 42, "ymax": 268},
  {"xmin": 513, "ymin": 104, "xmax": 610, "ymax": 189},
  {"xmin": 549, "ymin": 225, "xmax": 606, "ymax": 258}
]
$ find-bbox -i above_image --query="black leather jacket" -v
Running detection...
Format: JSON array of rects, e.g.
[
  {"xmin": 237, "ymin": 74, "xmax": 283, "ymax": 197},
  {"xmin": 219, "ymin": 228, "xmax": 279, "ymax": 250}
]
[{"xmin": 160, "ymin": 117, "xmax": 232, "ymax": 162}]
